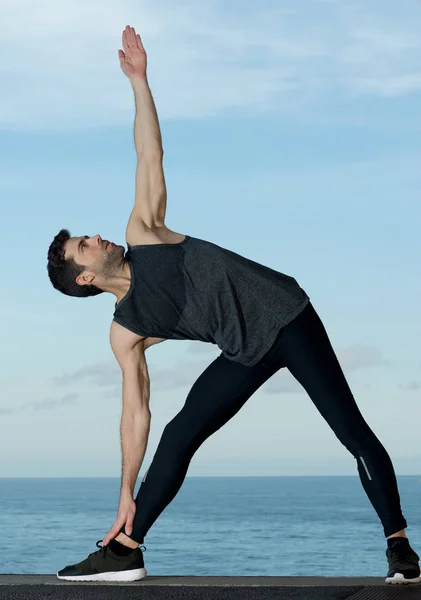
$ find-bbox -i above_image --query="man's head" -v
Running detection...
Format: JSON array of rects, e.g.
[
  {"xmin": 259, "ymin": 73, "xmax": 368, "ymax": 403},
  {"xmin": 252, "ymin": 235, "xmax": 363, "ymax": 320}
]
[{"xmin": 47, "ymin": 229, "xmax": 125, "ymax": 298}]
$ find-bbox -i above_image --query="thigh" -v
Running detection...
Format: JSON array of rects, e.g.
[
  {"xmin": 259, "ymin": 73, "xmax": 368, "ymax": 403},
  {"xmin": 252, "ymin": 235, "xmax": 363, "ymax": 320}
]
[
  {"xmin": 168, "ymin": 351, "xmax": 278, "ymax": 444},
  {"xmin": 276, "ymin": 303, "xmax": 372, "ymax": 436}
]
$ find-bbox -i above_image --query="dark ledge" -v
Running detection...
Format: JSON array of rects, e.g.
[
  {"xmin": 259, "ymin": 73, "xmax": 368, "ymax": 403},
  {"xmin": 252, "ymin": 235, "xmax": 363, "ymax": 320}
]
[{"xmin": 0, "ymin": 575, "xmax": 413, "ymax": 600}]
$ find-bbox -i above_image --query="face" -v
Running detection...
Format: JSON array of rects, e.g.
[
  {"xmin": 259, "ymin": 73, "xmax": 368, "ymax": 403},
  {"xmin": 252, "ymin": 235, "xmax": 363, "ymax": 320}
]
[{"xmin": 65, "ymin": 234, "xmax": 125, "ymax": 288}]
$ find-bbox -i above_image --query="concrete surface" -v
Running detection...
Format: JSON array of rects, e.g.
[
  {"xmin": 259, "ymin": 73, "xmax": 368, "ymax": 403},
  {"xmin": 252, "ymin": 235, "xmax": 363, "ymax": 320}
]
[{"xmin": 1, "ymin": 576, "xmax": 421, "ymax": 599}]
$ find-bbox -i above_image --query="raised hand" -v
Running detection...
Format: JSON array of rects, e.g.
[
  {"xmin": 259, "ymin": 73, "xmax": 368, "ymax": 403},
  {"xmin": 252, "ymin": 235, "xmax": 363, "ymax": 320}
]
[{"xmin": 118, "ymin": 25, "xmax": 147, "ymax": 80}]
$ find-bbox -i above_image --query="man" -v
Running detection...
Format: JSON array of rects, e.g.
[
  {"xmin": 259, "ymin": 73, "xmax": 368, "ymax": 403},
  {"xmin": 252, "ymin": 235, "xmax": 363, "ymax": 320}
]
[{"xmin": 47, "ymin": 25, "xmax": 420, "ymax": 585}]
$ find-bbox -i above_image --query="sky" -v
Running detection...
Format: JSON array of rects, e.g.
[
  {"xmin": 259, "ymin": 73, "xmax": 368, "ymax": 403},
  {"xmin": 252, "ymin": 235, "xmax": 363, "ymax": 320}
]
[{"xmin": 0, "ymin": 0, "xmax": 420, "ymax": 479}]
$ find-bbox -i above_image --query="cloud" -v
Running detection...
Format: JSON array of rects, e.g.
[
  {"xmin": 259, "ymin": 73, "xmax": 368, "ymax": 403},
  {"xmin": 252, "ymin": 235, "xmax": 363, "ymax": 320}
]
[
  {"xmin": 262, "ymin": 344, "xmax": 390, "ymax": 396},
  {"xmin": 48, "ymin": 342, "xmax": 390, "ymax": 399},
  {"xmin": 0, "ymin": 393, "xmax": 78, "ymax": 416},
  {"xmin": 399, "ymin": 381, "xmax": 421, "ymax": 392},
  {"xmin": 337, "ymin": 345, "xmax": 391, "ymax": 370},
  {"xmin": 1, "ymin": 0, "xmax": 421, "ymax": 132},
  {"xmin": 52, "ymin": 363, "xmax": 120, "ymax": 387},
  {"xmin": 338, "ymin": 24, "xmax": 421, "ymax": 96},
  {"xmin": 20, "ymin": 393, "xmax": 78, "ymax": 411}
]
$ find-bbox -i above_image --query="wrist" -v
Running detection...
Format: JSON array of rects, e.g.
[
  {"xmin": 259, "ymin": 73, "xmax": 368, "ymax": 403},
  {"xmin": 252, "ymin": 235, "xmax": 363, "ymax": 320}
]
[
  {"xmin": 120, "ymin": 485, "xmax": 134, "ymax": 497},
  {"xmin": 130, "ymin": 74, "xmax": 147, "ymax": 85}
]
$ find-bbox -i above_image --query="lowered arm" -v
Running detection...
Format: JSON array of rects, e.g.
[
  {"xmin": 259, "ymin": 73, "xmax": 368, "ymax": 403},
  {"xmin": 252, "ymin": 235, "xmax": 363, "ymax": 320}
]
[
  {"xmin": 111, "ymin": 323, "xmax": 151, "ymax": 496},
  {"xmin": 120, "ymin": 355, "xmax": 151, "ymax": 495}
]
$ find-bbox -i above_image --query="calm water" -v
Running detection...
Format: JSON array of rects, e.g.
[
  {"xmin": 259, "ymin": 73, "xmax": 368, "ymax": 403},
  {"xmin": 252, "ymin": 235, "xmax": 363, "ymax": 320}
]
[{"xmin": 1, "ymin": 476, "xmax": 421, "ymax": 576}]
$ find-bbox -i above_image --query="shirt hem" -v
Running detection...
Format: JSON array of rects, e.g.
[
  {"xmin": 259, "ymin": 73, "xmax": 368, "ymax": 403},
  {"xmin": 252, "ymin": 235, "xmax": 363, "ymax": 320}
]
[
  {"xmin": 240, "ymin": 295, "xmax": 311, "ymax": 368},
  {"xmin": 112, "ymin": 316, "xmax": 148, "ymax": 339}
]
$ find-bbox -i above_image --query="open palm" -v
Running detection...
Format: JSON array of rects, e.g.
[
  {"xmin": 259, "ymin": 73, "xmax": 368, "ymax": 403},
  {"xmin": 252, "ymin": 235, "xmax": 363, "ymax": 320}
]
[{"xmin": 118, "ymin": 25, "xmax": 147, "ymax": 79}]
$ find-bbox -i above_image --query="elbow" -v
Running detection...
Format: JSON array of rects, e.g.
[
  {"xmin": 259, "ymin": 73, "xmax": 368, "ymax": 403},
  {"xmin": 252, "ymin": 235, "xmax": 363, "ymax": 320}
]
[
  {"xmin": 122, "ymin": 406, "xmax": 151, "ymax": 422},
  {"xmin": 134, "ymin": 406, "xmax": 151, "ymax": 420},
  {"xmin": 138, "ymin": 146, "xmax": 163, "ymax": 162}
]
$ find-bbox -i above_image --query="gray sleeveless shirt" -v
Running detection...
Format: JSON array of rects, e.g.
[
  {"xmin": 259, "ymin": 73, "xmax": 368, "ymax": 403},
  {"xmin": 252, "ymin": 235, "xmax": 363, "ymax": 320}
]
[{"xmin": 113, "ymin": 234, "xmax": 310, "ymax": 367}]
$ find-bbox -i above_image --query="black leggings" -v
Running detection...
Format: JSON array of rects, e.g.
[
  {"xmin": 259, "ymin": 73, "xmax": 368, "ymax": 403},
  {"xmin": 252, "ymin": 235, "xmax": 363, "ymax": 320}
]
[{"xmin": 121, "ymin": 301, "xmax": 407, "ymax": 543}]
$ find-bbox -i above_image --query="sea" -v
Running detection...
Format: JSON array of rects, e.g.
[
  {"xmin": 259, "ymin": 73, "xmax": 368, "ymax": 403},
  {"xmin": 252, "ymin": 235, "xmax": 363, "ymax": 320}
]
[{"xmin": 1, "ymin": 476, "xmax": 421, "ymax": 577}]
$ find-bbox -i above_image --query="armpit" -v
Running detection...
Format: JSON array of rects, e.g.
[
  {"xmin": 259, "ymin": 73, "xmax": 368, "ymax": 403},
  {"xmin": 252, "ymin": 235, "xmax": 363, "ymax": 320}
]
[{"xmin": 144, "ymin": 337, "xmax": 167, "ymax": 350}]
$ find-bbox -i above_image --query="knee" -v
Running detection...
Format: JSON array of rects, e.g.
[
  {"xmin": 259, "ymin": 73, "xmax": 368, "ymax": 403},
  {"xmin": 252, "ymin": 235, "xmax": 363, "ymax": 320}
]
[
  {"xmin": 340, "ymin": 428, "xmax": 387, "ymax": 460},
  {"xmin": 160, "ymin": 419, "xmax": 185, "ymax": 448},
  {"xmin": 161, "ymin": 415, "xmax": 207, "ymax": 456}
]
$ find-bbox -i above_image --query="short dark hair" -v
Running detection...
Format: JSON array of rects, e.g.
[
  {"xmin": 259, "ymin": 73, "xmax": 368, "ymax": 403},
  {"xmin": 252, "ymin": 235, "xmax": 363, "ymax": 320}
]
[{"xmin": 47, "ymin": 229, "xmax": 104, "ymax": 298}]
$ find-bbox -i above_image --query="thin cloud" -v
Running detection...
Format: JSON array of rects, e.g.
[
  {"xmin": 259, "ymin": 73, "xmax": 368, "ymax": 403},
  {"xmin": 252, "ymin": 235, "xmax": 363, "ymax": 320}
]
[
  {"xmin": 0, "ymin": 393, "xmax": 78, "ymax": 416},
  {"xmin": 48, "ymin": 343, "xmax": 391, "ymax": 398},
  {"xmin": 399, "ymin": 381, "xmax": 421, "ymax": 392},
  {"xmin": 52, "ymin": 363, "xmax": 120, "ymax": 387},
  {"xmin": 1, "ymin": 0, "xmax": 421, "ymax": 131}
]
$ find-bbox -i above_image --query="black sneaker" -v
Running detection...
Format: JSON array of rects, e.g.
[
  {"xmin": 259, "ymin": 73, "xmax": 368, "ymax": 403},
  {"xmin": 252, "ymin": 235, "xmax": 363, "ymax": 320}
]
[
  {"xmin": 57, "ymin": 540, "xmax": 147, "ymax": 582},
  {"xmin": 385, "ymin": 538, "xmax": 421, "ymax": 584}
]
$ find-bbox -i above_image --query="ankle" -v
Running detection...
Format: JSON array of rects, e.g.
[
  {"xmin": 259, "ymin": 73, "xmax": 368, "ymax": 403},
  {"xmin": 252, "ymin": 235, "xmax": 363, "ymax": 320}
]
[
  {"xmin": 387, "ymin": 530, "xmax": 407, "ymax": 541},
  {"xmin": 115, "ymin": 532, "xmax": 139, "ymax": 550}
]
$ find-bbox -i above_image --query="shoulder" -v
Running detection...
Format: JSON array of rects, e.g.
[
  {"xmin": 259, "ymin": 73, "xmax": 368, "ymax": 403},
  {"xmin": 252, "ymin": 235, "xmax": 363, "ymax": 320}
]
[
  {"xmin": 110, "ymin": 320, "xmax": 166, "ymax": 353},
  {"xmin": 125, "ymin": 216, "xmax": 186, "ymax": 247},
  {"xmin": 110, "ymin": 320, "xmax": 146, "ymax": 352}
]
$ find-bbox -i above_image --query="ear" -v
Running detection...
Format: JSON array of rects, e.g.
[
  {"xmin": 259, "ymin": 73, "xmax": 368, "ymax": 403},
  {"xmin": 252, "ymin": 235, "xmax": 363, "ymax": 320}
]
[{"xmin": 76, "ymin": 273, "xmax": 94, "ymax": 286}]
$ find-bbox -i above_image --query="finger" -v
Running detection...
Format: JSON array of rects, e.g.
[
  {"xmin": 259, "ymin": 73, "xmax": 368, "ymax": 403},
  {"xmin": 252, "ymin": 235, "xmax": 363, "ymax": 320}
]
[
  {"xmin": 109, "ymin": 520, "xmax": 124, "ymax": 538},
  {"xmin": 130, "ymin": 27, "xmax": 136, "ymax": 46},
  {"xmin": 103, "ymin": 522, "xmax": 119, "ymax": 544},
  {"xmin": 102, "ymin": 529, "xmax": 117, "ymax": 547},
  {"xmin": 127, "ymin": 26, "xmax": 133, "ymax": 47},
  {"xmin": 124, "ymin": 26, "xmax": 131, "ymax": 50},
  {"xmin": 103, "ymin": 520, "xmax": 124, "ymax": 545},
  {"xmin": 136, "ymin": 34, "xmax": 144, "ymax": 52},
  {"xmin": 125, "ymin": 518, "xmax": 133, "ymax": 536}
]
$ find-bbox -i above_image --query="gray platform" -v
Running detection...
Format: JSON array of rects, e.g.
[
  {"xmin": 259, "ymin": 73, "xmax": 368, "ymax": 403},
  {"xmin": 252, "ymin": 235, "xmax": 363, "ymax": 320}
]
[{"xmin": 1, "ymin": 576, "xmax": 421, "ymax": 599}]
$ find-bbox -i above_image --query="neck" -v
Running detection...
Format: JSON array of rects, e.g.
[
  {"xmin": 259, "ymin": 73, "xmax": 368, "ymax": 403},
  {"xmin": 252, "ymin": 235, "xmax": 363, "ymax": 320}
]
[{"xmin": 100, "ymin": 259, "xmax": 131, "ymax": 303}]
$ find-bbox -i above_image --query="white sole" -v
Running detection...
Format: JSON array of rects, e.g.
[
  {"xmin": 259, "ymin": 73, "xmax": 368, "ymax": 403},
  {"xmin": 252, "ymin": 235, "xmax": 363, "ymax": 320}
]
[
  {"xmin": 56, "ymin": 567, "xmax": 147, "ymax": 582},
  {"xmin": 385, "ymin": 572, "xmax": 421, "ymax": 585}
]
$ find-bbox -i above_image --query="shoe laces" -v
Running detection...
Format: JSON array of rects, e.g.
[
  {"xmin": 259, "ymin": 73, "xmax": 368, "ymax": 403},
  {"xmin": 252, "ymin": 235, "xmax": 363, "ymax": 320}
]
[
  {"xmin": 87, "ymin": 540, "xmax": 109, "ymax": 560},
  {"xmin": 89, "ymin": 540, "xmax": 147, "ymax": 560}
]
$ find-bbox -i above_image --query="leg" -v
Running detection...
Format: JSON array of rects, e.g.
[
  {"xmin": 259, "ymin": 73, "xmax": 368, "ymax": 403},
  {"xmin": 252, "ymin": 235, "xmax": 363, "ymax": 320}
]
[
  {"xmin": 121, "ymin": 350, "xmax": 278, "ymax": 544},
  {"xmin": 267, "ymin": 301, "xmax": 407, "ymax": 538}
]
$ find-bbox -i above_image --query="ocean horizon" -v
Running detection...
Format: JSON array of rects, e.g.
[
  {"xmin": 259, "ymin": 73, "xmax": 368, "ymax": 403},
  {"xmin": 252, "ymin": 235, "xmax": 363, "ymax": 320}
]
[{"xmin": 1, "ymin": 475, "xmax": 421, "ymax": 577}]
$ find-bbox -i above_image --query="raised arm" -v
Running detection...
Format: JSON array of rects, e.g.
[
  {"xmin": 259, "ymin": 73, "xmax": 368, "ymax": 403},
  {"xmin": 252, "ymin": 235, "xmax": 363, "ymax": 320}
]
[{"xmin": 119, "ymin": 25, "xmax": 167, "ymax": 228}]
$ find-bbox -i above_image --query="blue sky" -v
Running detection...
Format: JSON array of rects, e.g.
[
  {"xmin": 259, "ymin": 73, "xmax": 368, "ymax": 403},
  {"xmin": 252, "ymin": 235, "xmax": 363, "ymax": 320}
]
[{"xmin": 1, "ymin": 0, "xmax": 420, "ymax": 478}]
